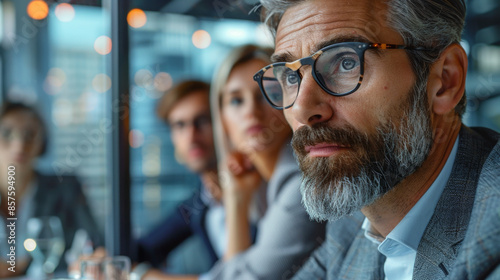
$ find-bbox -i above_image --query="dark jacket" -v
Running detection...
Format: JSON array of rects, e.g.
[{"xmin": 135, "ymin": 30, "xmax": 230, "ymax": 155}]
[{"xmin": 133, "ymin": 188, "xmax": 220, "ymax": 268}]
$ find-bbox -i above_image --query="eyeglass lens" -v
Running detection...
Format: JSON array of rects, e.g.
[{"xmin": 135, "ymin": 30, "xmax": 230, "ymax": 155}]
[
  {"xmin": 170, "ymin": 114, "xmax": 212, "ymax": 134},
  {"xmin": 262, "ymin": 45, "xmax": 362, "ymax": 108}
]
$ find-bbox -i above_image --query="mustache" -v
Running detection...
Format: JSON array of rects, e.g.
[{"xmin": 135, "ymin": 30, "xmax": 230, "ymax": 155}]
[{"xmin": 291, "ymin": 123, "xmax": 372, "ymax": 156}]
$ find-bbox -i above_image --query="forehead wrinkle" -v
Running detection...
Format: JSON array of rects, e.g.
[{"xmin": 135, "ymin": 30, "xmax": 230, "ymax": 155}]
[
  {"xmin": 275, "ymin": 0, "xmax": 391, "ymax": 56},
  {"xmin": 276, "ymin": 12, "xmax": 325, "ymax": 44},
  {"xmin": 276, "ymin": 23, "xmax": 373, "ymax": 61},
  {"xmin": 275, "ymin": 13, "xmax": 325, "ymax": 60}
]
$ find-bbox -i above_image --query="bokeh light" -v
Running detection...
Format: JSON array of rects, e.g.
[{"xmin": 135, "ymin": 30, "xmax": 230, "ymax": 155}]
[
  {"xmin": 134, "ymin": 69, "xmax": 154, "ymax": 89},
  {"xmin": 92, "ymin": 73, "xmax": 112, "ymax": 93},
  {"xmin": 24, "ymin": 239, "xmax": 37, "ymax": 252},
  {"xmin": 43, "ymin": 68, "xmax": 67, "ymax": 95},
  {"xmin": 143, "ymin": 183, "xmax": 161, "ymax": 208},
  {"xmin": 46, "ymin": 68, "xmax": 66, "ymax": 87},
  {"xmin": 129, "ymin": 129, "xmax": 145, "ymax": 148},
  {"xmin": 192, "ymin": 30, "xmax": 211, "ymax": 49},
  {"xmin": 79, "ymin": 90, "xmax": 100, "ymax": 113},
  {"xmin": 55, "ymin": 3, "xmax": 75, "ymax": 22},
  {"xmin": 27, "ymin": 0, "xmax": 49, "ymax": 20},
  {"xmin": 94, "ymin": 35, "xmax": 112, "ymax": 55},
  {"xmin": 142, "ymin": 136, "xmax": 161, "ymax": 177},
  {"xmin": 127, "ymin": 9, "xmax": 147, "ymax": 28},
  {"xmin": 154, "ymin": 72, "xmax": 173, "ymax": 93},
  {"xmin": 52, "ymin": 98, "xmax": 73, "ymax": 127}
]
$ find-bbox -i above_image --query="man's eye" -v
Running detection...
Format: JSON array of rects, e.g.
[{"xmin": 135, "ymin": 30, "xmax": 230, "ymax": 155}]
[
  {"xmin": 171, "ymin": 121, "xmax": 186, "ymax": 130},
  {"xmin": 230, "ymin": 97, "xmax": 243, "ymax": 106},
  {"xmin": 286, "ymin": 72, "xmax": 299, "ymax": 85},
  {"xmin": 0, "ymin": 128, "xmax": 12, "ymax": 140},
  {"xmin": 339, "ymin": 57, "xmax": 358, "ymax": 71},
  {"xmin": 277, "ymin": 68, "xmax": 299, "ymax": 89}
]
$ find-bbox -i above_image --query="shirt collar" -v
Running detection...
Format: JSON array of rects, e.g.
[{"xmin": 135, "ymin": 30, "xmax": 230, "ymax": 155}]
[
  {"xmin": 363, "ymin": 136, "xmax": 460, "ymax": 254},
  {"xmin": 199, "ymin": 179, "xmax": 221, "ymax": 206}
]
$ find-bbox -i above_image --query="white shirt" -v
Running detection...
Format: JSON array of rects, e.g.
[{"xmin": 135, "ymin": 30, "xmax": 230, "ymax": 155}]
[
  {"xmin": 200, "ymin": 186, "xmax": 226, "ymax": 258},
  {"xmin": 363, "ymin": 137, "xmax": 459, "ymax": 280}
]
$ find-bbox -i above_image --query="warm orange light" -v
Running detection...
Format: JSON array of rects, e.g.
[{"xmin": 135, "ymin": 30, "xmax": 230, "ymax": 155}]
[
  {"xmin": 55, "ymin": 3, "xmax": 75, "ymax": 22},
  {"xmin": 94, "ymin": 36, "xmax": 112, "ymax": 55},
  {"xmin": 192, "ymin": 30, "xmax": 211, "ymax": 49},
  {"xmin": 127, "ymin": 9, "xmax": 147, "ymax": 28},
  {"xmin": 27, "ymin": 0, "xmax": 49, "ymax": 20}
]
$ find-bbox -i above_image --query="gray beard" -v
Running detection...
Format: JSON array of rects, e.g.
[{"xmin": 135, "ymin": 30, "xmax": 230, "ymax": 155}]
[{"xmin": 293, "ymin": 81, "xmax": 433, "ymax": 222}]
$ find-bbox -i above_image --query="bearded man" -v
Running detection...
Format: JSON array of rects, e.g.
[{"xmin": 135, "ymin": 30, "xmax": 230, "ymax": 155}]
[{"xmin": 253, "ymin": 0, "xmax": 500, "ymax": 278}]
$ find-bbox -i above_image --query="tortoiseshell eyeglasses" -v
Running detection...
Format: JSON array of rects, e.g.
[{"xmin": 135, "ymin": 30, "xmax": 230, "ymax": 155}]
[{"xmin": 253, "ymin": 42, "xmax": 428, "ymax": 109}]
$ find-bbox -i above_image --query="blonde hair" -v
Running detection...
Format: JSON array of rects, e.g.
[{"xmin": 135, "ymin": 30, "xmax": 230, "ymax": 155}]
[{"xmin": 210, "ymin": 44, "xmax": 273, "ymax": 165}]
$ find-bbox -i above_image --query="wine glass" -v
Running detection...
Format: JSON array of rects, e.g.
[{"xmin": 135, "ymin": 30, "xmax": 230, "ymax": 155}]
[
  {"xmin": 103, "ymin": 256, "xmax": 130, "ymax": 280},
  {"xmin": 24, "ymin": 216, "xmax": 65, "ymax": 279},
  {"xmin": 80, "ymin": 256, "xmax": 131, "ymax": 280}
]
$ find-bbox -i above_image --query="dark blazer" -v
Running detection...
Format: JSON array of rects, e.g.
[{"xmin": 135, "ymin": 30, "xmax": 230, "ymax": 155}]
[
  {"xmin": 32, "ymin": 174, "xmax": 103, "ymax": 270},
  {"xmin": 134, "ymin": 188, "xmax": 220, "ymax": 268},
  {"xmin": 292, "ymin": 126, "xmax": 500, "ymax": 279},
  {"xmin": 34, "ymin": 174, "xmax": 103, "ymax": 246}
]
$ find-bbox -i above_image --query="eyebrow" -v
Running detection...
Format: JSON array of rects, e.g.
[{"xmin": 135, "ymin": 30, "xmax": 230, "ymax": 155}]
[
  {"xmin": 271, "ymin": 35, "xmax": 372, "ymax": 63},
  {"xmin": 169, "ymin": 112, "xmax": 211, "ymax": 124},
  {"xmin": 225, "ymin": 88, "xmax": 242, "ymax": 96}
]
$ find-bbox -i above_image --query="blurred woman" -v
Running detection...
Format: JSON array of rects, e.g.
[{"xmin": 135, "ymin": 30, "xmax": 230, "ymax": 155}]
[
  {"xmin": 142, "ymin": 45, "xmax": 325, "ymax": 280},
  {"xmin": 204, "ymin": 44, "xmax": 325, "ymax": 279},
  {"xmin": 0, "ymin": 102, "xmax": 102, "ymax": 277}
]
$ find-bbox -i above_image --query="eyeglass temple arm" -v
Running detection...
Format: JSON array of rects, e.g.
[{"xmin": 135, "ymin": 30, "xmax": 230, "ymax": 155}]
[{"xmin": 369, "ymin": 43, "xmax": 430, "ymax": 51}]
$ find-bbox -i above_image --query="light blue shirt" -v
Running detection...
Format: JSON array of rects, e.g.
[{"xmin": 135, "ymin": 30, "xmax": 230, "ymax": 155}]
[{"xmin": 363, "ymin": 136, "xmax": 459, "ymax": 280}]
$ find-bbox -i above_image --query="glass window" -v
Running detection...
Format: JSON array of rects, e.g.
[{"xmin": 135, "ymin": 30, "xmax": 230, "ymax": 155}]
[{"xmin": 128, "ymin": 9, "xmax": 272, "ymax": 273}]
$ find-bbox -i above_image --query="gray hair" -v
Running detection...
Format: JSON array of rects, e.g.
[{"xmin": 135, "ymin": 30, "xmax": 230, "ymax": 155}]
[{"xmin": 259, "ymin": 0, "xmax": 467, "ymax": 116}]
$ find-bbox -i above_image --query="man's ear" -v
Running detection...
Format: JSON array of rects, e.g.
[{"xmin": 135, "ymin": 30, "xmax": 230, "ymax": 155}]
[{"xmin": 426, "ymin": 43, "xmax": 468, "ymax": 115}]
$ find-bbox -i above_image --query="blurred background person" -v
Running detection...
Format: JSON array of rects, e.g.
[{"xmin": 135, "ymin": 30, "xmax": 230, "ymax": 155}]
[
  {"xmin": 142, "ymin": 45, "xmax": 325, "ymax": 280},
  {"xmin": 206, "ymin": 44, "xmax": 325, "ymax": 280},
  {"xmin": 129, "ymin": 80, "xmax": 227, "ymax": 279},
  {"xmin": 0, "ymin": 102, "xmax": 102, "ymax": 278}
]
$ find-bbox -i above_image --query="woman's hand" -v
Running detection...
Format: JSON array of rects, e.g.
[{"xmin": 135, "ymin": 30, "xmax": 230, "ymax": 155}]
[
  {"xmin": 222, "ymin": 151, "xmax": 262, "ymax": 260},
  {"xmin": 223, "ymin": 151, "xmax": 262, "ymax": 205}
]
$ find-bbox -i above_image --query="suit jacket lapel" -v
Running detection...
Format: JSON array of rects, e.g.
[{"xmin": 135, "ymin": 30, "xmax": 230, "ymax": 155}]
[
  {"xmin": 335, "ymin": 212, "xmax": 386, "ymax": 280},
  {"xmin": 339, "ymin": 235, "xmax": 385, "ymax": 280},
  {"xmin": 414, "ymin": 126, "xmax": 495, "ymax": 279}
]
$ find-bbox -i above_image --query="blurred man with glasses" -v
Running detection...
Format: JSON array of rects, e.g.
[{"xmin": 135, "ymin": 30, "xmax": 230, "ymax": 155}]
[
  {"xmin": 254, "ymin": 0, "xmax": 500, "ymax": 278},
  {"xmin": 130, "ymin": 80, "xmax": 224, "ymax": 280}
]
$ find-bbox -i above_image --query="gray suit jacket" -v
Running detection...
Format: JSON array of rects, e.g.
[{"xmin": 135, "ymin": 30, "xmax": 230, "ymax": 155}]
[{"xmin": 293, "ymin": 126, "xmax": 500, "ymax": 280}]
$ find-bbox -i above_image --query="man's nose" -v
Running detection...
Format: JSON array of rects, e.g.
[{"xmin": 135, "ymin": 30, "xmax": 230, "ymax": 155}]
[{"xmin": 288, "ymin": 73, "xmax": 333, "ymax": 127}]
